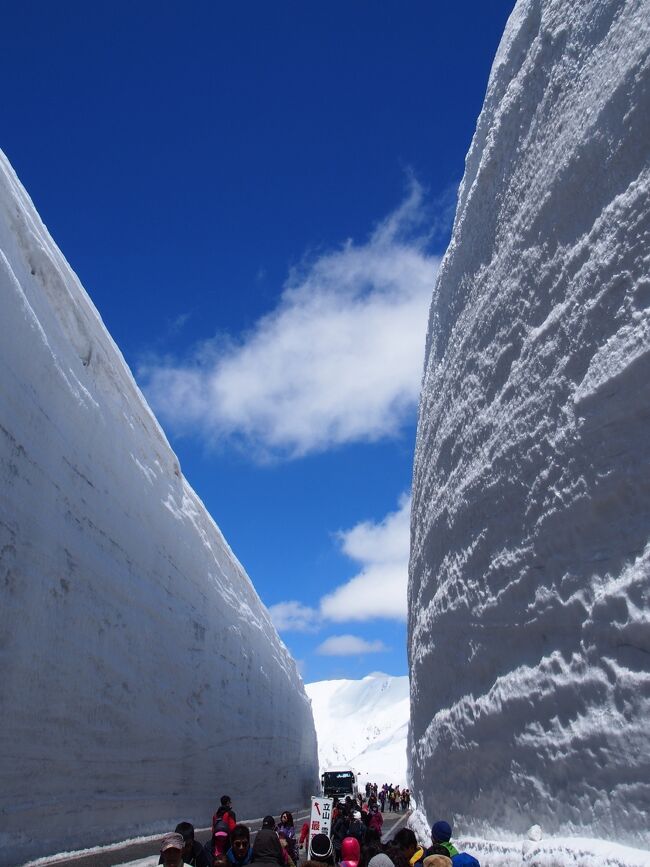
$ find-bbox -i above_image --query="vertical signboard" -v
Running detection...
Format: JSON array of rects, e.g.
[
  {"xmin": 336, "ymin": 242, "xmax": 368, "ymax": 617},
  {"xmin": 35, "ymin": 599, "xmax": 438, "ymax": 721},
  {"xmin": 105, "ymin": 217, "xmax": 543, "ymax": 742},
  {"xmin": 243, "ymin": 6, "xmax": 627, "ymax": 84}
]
[{"xmin": 308, "ymin": 795, "xmax": 333, "ymax": 853}]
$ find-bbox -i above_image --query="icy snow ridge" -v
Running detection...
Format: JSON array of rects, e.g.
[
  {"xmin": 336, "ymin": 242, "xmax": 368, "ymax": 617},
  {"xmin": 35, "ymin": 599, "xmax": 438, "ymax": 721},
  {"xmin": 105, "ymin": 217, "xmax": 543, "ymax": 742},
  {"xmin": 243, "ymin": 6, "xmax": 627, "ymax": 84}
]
[
  {"xmin": 0, "ymin": 151, "xmax": 318, "ymax": 867},
  {"xmin": 306, "ymin": 674, "xmax": 410, "ymax": 786},
  {"xmin": 409, "ymin": 0, "xmax": 650, "ymax": 851}
]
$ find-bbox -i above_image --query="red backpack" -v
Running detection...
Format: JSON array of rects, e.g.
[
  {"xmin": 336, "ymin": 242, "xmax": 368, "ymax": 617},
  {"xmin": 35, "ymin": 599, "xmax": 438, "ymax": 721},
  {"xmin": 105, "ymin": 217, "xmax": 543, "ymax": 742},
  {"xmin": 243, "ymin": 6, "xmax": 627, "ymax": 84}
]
[{"xmin": 212, "ymin": 807, "xmax": 236, "ymax": 834}]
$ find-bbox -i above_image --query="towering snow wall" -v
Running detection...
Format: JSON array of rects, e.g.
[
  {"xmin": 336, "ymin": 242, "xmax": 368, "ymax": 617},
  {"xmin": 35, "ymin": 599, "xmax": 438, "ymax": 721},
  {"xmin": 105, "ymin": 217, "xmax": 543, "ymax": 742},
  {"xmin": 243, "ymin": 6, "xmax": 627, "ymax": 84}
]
[
  {"xmin": 409, "ymin": 0, "xmax": 649, "ymax": 849},
  {"xmin": 0, "ymin": 152, "xmax": 318, "ymax": 866}
]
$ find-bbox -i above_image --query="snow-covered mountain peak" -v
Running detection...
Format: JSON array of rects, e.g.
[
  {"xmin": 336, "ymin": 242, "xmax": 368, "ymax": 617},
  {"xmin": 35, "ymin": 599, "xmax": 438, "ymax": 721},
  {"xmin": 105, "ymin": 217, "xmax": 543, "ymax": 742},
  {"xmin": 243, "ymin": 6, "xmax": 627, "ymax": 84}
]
[{"xmin": 306, "ymin": 673, "xmax": 410, "ymax": 787}]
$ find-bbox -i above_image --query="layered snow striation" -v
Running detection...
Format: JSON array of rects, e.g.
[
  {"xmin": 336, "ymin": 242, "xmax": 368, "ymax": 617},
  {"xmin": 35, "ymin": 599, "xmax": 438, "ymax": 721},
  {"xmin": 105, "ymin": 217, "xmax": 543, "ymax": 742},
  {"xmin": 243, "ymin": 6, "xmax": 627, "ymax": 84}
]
[
  {"xmin": 306, "ymin": 674, "xmax": 410, "ymax": 787},
  {"xmin": 0, "ymin": 151, "xmax": 318, "ymax": 867},
  {"xmin": 409, "ymin": 0, "xmax": 650, "ymax": 850}
]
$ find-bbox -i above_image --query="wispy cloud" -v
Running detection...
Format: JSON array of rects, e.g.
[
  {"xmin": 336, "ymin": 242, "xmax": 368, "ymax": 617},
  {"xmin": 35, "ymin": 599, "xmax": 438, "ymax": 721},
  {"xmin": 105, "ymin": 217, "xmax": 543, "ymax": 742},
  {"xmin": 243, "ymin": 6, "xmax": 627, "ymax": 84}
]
[
  {"xmin": 316, "ymin": 634, "xmax": 389, "ymax": 656},
  {"xmin": 271, "ymin": 494, "xmax": 411, "ymax": 632},
  {"xmin": 268, "ymin": 600, "xmax": 320, "ymax": 633},
  {"xmin": 320, "ymin": 494, "xmax": 411, "ymax": 622},
  {"xmin": 141, "ymin": 180, "xmax": 439, "ymax": 460},
  {"xmin": 169, "ymin": 310, "xmax": 192, "ymax": 333}
]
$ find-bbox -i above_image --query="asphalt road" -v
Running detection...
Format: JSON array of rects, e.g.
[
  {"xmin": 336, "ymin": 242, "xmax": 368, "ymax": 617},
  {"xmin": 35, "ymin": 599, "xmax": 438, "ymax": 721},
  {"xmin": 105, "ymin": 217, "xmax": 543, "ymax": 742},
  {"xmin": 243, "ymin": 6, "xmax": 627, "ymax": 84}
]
[{"xmin": 26, "ymin": 807, "xmax": 410, "ymax": 867}]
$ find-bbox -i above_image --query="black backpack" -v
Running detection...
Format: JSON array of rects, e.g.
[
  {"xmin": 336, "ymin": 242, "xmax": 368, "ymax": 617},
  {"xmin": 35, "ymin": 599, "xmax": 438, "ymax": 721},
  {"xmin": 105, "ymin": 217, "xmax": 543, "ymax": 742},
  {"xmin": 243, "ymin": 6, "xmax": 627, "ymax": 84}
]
[{"xmin": 215, "ymin": 819, "xmax": 230, "ymax": 833}]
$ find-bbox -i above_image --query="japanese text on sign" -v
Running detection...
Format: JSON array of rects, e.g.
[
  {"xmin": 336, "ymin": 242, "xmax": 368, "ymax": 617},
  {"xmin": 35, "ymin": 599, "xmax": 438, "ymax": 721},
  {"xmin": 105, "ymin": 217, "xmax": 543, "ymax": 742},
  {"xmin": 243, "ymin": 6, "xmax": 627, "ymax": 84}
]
[{"xmin": 309, "ymin": 796, "xmax": 333, "ymax": 853}]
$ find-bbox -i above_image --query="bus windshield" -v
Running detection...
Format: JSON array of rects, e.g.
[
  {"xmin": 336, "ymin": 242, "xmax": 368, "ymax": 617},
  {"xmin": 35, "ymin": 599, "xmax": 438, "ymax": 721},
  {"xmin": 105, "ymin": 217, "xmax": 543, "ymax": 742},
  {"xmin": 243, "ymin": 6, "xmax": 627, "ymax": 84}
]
[{"xmin": 321, "ymin": 771, "xmax": 355, "ymax": 796}]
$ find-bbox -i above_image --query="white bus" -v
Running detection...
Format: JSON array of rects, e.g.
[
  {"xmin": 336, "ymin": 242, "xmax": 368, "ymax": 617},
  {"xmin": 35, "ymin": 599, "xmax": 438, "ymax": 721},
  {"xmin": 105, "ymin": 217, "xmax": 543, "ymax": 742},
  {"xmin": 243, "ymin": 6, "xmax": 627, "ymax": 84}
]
[{"xmin": 320, "ymin": 768, "xmax": 359, "ymax": 799}]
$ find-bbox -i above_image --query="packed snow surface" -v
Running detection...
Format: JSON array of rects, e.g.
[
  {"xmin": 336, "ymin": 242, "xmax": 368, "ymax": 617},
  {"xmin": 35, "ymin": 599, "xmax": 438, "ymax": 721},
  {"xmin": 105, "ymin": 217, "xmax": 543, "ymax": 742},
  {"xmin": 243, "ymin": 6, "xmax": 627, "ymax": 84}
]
[
  {"xmin": 407, "ymin": 810, "xmax": 650, "ymax": 867},
  {"xmin": 409, "ymin": 0, "xmax": 650, "ymax": 853},
  {"xmin": 306, "ymin": 673, "xmax": 409, "ymax": 786},
  {"xmin": 0, "ymin": 150, "xmax": 318, "ymax": 867}
]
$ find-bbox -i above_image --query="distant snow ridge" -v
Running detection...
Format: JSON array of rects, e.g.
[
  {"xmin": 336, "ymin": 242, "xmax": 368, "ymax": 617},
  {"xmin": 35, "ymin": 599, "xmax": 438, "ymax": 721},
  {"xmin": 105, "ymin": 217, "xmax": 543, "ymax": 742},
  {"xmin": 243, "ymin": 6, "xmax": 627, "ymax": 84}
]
[
  {"xmin": 409, "ymin": 0, "xmax": 650, "ymax": 853},
  {"xmin": 0, "ymin": 151, "xmax": 318, "ymax": 867},
  {"xmin": 306, "ymin": 673, "xmax": 410, "ymax": 786}
]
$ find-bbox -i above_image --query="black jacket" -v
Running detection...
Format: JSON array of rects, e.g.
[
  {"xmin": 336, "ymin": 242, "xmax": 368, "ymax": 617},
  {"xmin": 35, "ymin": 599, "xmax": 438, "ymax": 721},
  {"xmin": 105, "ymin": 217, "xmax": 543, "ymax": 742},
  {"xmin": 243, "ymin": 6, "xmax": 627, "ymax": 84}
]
[
  {"xmin": 347, "ymin": 819, "xmax": 366, "ymax": 844},
  {"xmin": 332, "ymin": 817, "xmax": 350, "ymax": 851},
  {"xmin": 251, "ymin": 829, "xmax": 284, "ymax": 865}
]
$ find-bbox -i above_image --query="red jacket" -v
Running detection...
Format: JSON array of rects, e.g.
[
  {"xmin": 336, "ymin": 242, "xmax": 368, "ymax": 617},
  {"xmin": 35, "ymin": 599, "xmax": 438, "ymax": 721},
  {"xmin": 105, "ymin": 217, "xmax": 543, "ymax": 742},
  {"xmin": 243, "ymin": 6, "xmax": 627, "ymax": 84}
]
[{"xmin": 213, "ymin": 807, "xmax": 237, "ymax": 834}]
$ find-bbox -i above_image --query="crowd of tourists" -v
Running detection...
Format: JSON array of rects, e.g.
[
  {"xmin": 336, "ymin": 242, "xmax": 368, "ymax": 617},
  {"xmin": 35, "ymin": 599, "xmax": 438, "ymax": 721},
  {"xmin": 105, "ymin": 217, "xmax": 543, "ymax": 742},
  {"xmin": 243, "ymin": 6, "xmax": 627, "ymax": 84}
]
[
  {"xmin": 364, "ymin": 782, "xmax": 411, "ymax": 812},
  {"xmin": 157, "ymin": 793, "xmax": 479, "ymax": 867}
]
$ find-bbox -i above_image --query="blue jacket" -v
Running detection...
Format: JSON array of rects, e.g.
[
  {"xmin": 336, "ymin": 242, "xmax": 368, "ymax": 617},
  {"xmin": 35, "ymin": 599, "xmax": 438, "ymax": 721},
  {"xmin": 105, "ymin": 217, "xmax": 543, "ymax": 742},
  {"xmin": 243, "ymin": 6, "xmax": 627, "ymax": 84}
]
[{"xmin": 227, "ymin": 845, "xmax": 254, "ymax": 865}]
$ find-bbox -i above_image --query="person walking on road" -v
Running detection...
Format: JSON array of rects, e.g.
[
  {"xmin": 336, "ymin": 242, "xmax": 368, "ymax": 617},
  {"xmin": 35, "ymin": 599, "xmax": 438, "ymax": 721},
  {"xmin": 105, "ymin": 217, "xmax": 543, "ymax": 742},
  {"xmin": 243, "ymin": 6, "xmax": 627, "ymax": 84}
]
[
  {"xmin": 332, "ymin": 808, "xmax": 350, "ymax": 862},
  {"xmin": 158, "ymin": 823, "xmax": 209, "ymax": 867},
  {"xmin": 214, "ymin": 796, "xmax": 237, "ymax": 834},
  {"xmin": 348, "ymin": 812, "xmax": 366, "ymax": 846},
  {"xmin": 227, "ymin": 825, "xmax": 254, "ymax": 866},
  {"xmin": 393, "ymin": 829, "xmax": 423, "ymax": 867},
  {"xmin": 309, "ymin": 833, "xmax": 335, "ymax": 865},
  {"xmin": 340, "ymin": 837, "xmax": 361, "ymax": 867},
  {"xmin": 277, "ymin": 811, "xmax": 298, "ymax": 864},
  {"xmin": 160, "ymin": 832, "xmax": 189, "ymax": 867},
  {"xmin": 426, "ymin": 823, "xmax": 458, "ymax": 860},
  {"xmin": 367, "ymin": 804, "xmax": 383, "ymax": 835},
  {"xmin": 252, "ymin": 817, "xmax": 284, "ymax": 866}
]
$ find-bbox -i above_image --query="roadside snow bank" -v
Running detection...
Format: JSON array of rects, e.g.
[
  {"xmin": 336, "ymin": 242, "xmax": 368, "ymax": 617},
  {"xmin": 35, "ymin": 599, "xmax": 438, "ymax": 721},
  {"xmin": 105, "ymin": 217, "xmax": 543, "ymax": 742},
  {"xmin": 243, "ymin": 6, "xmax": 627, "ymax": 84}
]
[{"xmin": 408, "ymin": 811, "xmax": 650, "ymax": 867}]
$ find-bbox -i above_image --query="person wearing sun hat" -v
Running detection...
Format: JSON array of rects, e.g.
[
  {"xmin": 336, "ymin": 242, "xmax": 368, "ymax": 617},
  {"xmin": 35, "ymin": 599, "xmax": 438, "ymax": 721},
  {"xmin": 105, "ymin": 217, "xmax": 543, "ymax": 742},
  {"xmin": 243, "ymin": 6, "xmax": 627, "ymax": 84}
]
[
  {"xmin": 160, "ymin": 831, "xmax": 190, "ymax": 867},
  {"xmin": 422, "ymin": 856, "xmax": 451, "ymax": 867},
  {"xmin": 158, "ymin": 823, "xmax": 209, "ymax": 867}
]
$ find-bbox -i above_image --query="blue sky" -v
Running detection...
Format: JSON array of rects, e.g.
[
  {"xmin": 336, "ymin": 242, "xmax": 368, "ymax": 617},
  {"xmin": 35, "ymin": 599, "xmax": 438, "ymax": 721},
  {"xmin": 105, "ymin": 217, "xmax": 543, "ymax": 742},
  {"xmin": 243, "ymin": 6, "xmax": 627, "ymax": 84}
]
[{"xmin": 2, "ymin": 1, "xmax": 514, "ymax": 682}]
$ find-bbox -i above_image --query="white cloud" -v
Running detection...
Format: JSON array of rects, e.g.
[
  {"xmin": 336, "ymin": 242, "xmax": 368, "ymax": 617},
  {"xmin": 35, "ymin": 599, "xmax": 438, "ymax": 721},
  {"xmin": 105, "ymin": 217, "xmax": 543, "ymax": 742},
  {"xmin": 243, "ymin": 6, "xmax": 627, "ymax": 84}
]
[
  {"xmin": 316, "ymin": 635, "xmax": 389, "ymax": 656},
  {"xmin": 268, "ymin": 600, "xmax": 319, "ymax": 633},
  {"xmin": 142, "ymin": 181, "xmax": 439, "ymax": 460},
  {"xmin": 320, "ymin": 494, "xmax": 411, "ymax": 622},
  {"xmin": 270, "ymin": 494, "xmax": 411, "ymax": 632}
]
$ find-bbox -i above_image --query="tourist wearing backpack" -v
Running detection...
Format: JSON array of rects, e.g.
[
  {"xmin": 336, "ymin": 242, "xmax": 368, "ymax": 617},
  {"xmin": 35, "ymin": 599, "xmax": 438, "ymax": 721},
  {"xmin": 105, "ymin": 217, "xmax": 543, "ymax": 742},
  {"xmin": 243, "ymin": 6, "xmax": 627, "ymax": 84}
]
[
  {"xmin": 213, "ymin": 795, "xmax": 237, "ymax": 834},
  {"xmin": 348, "ymin": 812, "xmax": 366, "ymax": 846}
]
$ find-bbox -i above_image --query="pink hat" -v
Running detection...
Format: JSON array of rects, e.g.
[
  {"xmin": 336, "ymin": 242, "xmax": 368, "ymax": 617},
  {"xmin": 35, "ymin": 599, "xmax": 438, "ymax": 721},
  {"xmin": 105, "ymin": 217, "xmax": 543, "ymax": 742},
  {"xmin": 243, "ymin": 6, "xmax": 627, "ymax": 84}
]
[{"xmin": 341, "ymin": 836, "xmax": 361, "ymax": 864}]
